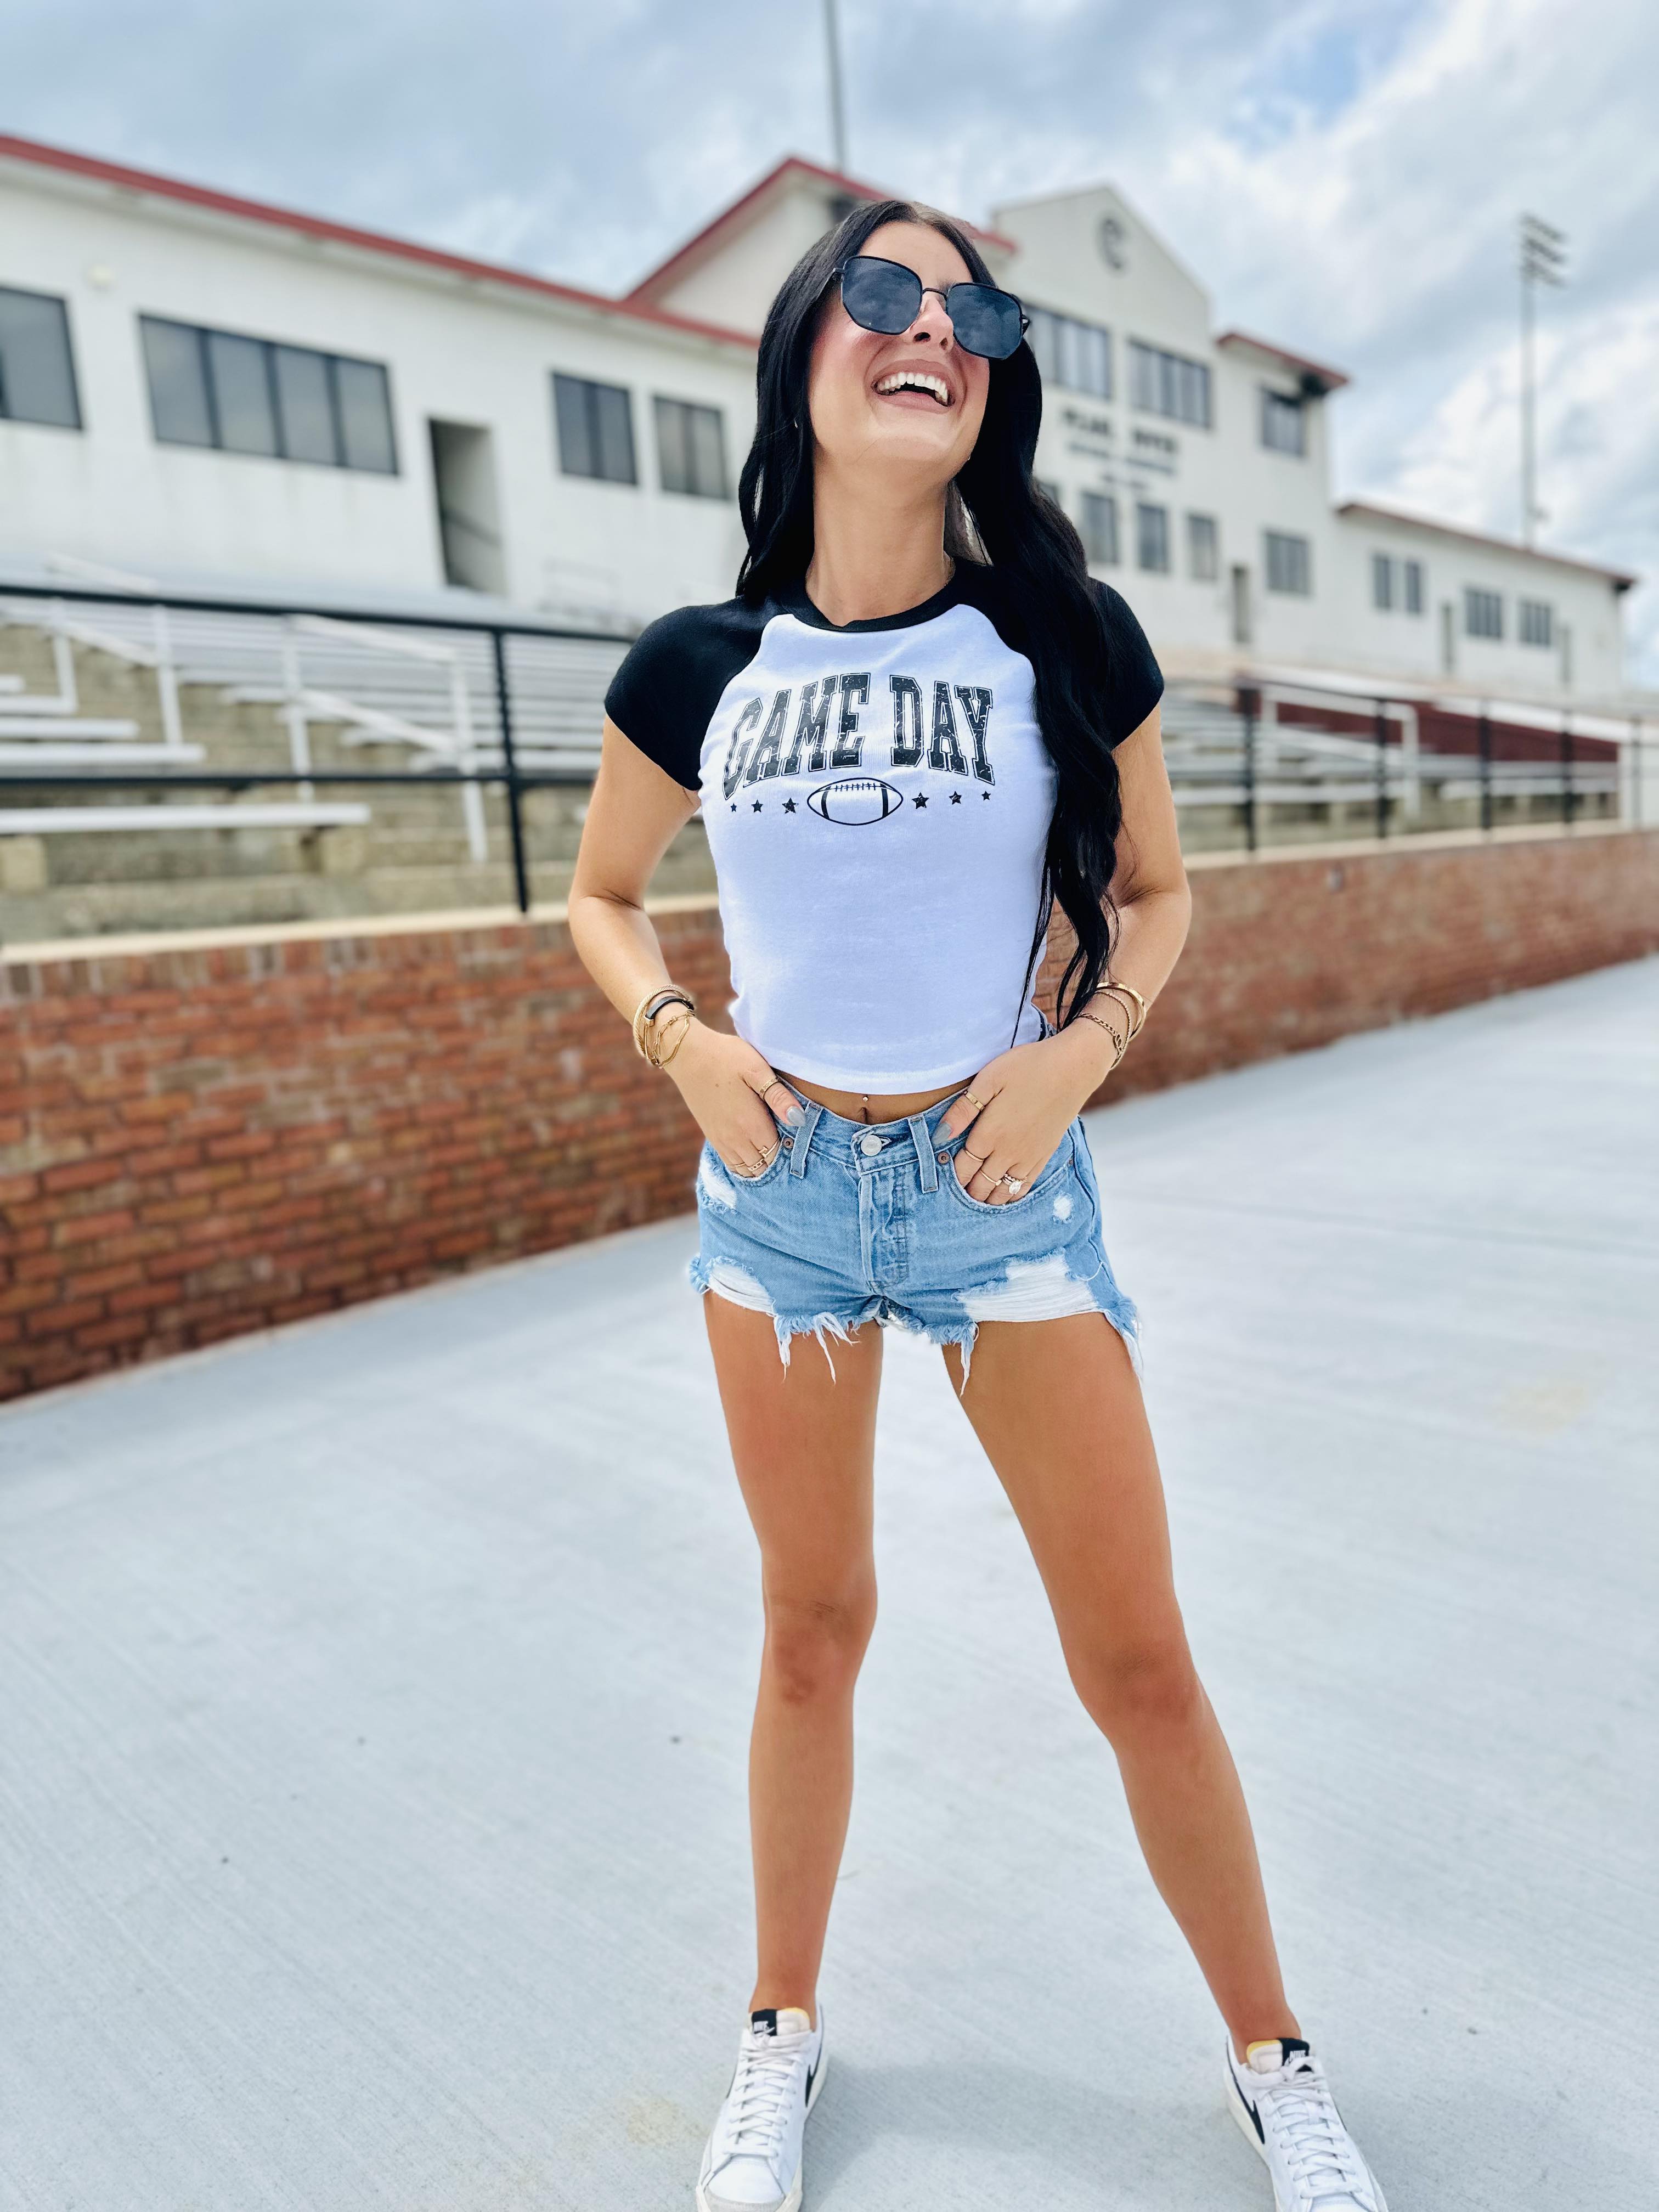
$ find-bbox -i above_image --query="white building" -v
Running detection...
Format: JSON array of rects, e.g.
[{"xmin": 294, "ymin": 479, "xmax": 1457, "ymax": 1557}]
[{"xmin": 0, "ymin": 132, "xmax": 1639, "ymax": 710}]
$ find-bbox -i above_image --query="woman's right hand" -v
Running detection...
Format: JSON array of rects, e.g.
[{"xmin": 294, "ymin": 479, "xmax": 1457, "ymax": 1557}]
[{"xmin": 663, "ymin": 1019, "xmax": 803, "ymax": 1178}]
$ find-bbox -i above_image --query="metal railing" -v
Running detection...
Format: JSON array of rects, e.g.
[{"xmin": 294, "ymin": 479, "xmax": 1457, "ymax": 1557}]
[
  {"xmin": 0, "ymin": 579, "xmax": 633, "ymax": 915},
  {"xmin": 1, "ymin": 579, "xmax": 1655, "ymax": 924}
]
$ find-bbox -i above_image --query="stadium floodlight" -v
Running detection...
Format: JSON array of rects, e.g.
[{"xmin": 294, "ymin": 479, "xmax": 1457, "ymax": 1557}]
[{"xmin": 1519, "ymin": 213, "xmax": 1568, "ymax": 549}]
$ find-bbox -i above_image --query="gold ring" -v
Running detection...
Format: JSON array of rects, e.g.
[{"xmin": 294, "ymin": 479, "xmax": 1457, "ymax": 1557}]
[
  {"xmin": 960, "ymin": 1147, "xmax": 987, "ymax": 1165},
  {"xmin": 962, "ymin": 1091, "xmax": 986, "ymax": 1111},
  {"xmin": 1000, "ymin": 1174, "xmax": 1024, "ymax": 1194}
]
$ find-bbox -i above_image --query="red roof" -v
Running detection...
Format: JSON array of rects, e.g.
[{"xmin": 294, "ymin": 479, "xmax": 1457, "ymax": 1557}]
[
  {"xmin": 1216, "ymin": 329, "xmax": 1350, "ymax": 392},
  {"xmin": 0, "ymin": 131, "xmax": 759, "ymax": 353},
  {"xmin": 624, "ymin": 154, "xmax": 1017, "ymax": 308},
  {"xmin": 1339, "ymin": 501, "xmax": 1638, "ymax": 590}
]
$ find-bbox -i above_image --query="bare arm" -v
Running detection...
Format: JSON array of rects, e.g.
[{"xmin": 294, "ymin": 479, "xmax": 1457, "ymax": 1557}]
[
  {"xmin": 567, "ymin": 720, "xmax": 802, "ymax": 1176},
  {"xmin": 938, "ymin": 701, "xmax": 1191, "ymax": 1198}
]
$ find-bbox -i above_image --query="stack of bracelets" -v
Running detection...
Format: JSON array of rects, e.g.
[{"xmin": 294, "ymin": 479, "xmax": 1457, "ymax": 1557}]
[
  {"xmin": 632, "ymin": 985, "xmax": 698, "ymax": 1070},
  {"xmin": 1074, "ymin": 978, "xmax": 1148, "ymax": 1071}
]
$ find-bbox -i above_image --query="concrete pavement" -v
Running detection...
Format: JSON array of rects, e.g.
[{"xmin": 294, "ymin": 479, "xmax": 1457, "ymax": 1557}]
[{"xmin": 2, "ymin": 956, "xmax": 1656, "ymax": 2210}]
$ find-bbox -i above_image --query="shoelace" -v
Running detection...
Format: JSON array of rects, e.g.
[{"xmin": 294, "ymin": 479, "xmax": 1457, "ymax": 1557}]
[
  {"xmin": 724, "ymin": 2031, "xmax": 809, "ymax": 2157},
  {"xmin": 1256, "ymin": 2057, "xmax": 1376, "ymax": 2210}
]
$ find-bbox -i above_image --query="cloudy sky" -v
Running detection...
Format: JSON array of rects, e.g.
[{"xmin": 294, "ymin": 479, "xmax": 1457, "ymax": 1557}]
[{"xmin": 8, "ymin": 0, "xmax": 1656, "ymax": 680}]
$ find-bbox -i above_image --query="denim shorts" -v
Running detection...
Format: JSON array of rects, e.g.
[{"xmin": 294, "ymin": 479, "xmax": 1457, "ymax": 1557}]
[{"xmin": 688, "ymin": 1088, "xmax": 1142, "ymax": 1384}]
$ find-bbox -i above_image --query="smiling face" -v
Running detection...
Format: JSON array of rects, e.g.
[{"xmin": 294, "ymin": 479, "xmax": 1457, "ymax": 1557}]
[{"xmin": 805, "ymin": 219, "xmax": 991, "ymax": 492}]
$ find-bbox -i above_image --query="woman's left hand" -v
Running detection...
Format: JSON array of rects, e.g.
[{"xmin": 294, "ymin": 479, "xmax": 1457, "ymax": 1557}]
[{"xmin": 936, "ymin": 1025, "xmax": 1115, "ymax": 1204}]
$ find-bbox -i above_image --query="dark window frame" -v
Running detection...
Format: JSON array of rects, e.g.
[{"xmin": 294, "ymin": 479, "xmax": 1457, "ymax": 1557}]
[
  {"xmin": 1136, "ymin": 500, "xmax": 1171, "ymax": 574},
  {"xmin": 1372, "ymin": 551, "xmax": 1395, "ymax": 611},
  {"xmin": 1187, "ymin": 511, "xmax": 1219, "ymax": 582},
  {"xmin": 1464, "ymin": 585, "xmax": 1504, "ymax": 640},
  {"xmin": 138, "ymin": 313, "xmax": 398, "ymax": 474},
  {"xmin": 0, "ymin": 284, "xmax": 84, "ymax": 431},
  {"xmin": 1128, "ymin": 339, "xmax": 1212, "ymax": 429},
  {"xmin": 1264, "ymin": 529, "xmax": 1312, "ymax": 596},
  {"xmin": 552, "ymin": 371, "xmax": 638, "ymax": 487},
  {"xmin": 653, "ymin": 393, "xmax": 729, "ymax": 500},
  {"xmin": 1518, "ymin": 596, "xmax": 1554, "ymax": 647},
  {"xmin": 1026, "ymin": 305, "xmax": 1113, "ymax": 399},
  {"xmin": 1403, "ymin": 558, "xmax": 1424, "ymax": 615},
  {"xmin": 1260, "ymin": 386, "xmax": 1306, "ymax": 456},
  {"xmin": 1081, "ymin": 489, "xmax": 1120, "ymax": 568}
]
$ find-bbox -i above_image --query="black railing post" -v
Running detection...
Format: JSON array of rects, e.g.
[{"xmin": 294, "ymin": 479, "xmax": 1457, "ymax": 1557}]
[
  {"xmin": 1374, "ymin": 699, "xmax": 1388, "ymax": 839},
  {"xmin": 1477, "ymin": 704, "xmax": 1493, "ymax": 833},
  {"xmin": 490, "ymin": 627, "xmax": 532, "ymax": 916},
  {"xmin": 1240, "ymin": 686, "xmax": 1258, "ymax": 853},
  {"xmin": 1559, "ymin": 712, "xmax": 1573, "ymax": 831}
]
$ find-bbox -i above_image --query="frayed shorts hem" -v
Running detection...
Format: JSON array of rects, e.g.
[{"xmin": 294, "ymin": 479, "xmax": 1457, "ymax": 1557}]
[{"xmin": 689, "ymin": 1251, "xmax": 1143, "ymax": 1390}]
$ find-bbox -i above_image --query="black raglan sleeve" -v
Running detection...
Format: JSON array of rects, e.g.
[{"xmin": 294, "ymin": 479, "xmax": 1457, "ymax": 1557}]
[
  {"xmin": 603, "ymin": 600, "xmax": 765, "ymax": 792},
  {"xmin": 1089, "ymin": 580, "xmax": 1166, "ymax": 747}
]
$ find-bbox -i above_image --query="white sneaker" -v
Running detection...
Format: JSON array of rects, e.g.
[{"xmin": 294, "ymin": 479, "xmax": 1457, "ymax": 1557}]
[
  {"xmin": 1225, "ymin": 2036, "xmax": 1389, "ymax": 2212},
  {"xmin": 695, "ymin": 2003, "xmax": 826, "ymax": 2212}
]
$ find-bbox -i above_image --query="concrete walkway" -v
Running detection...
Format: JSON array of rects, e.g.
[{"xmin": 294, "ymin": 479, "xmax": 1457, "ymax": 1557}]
[{"xmin": 2, "ymin": 958, "xmax": 1655, "ymax": 2212}]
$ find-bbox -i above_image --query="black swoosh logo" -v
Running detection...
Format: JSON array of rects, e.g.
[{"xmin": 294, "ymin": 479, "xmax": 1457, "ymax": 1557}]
[{"xmin": 1232, "ymin": 2071, "xmax": 1265, "ymax": 2141}]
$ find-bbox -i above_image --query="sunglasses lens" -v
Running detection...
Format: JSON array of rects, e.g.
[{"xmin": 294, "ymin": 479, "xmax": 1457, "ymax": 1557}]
[
  {"xmin": 841, "ymin": 257, "xmax": 923, "ymax": 335},
  {"xmin": 947, "ymin": 284, "xmax": 1025, "ymax": 360}
]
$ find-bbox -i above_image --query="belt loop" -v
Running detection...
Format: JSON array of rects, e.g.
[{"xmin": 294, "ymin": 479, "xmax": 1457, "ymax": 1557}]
[
  {"xmin": 789, "ymin": 1099, "xmax": 824, "ymax": 1177},
  {"xmin": 906, "ymin": 1113, "xmax": 939, "ymax": 1193}
]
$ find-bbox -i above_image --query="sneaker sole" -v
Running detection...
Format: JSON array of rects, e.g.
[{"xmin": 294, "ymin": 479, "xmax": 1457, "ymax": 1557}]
[
  {"xmin": 694, "ymin": 2047, "xmax": 828, "ymax": 2212},
  {"xmin": 1224, "ymin": 2061, "xmax": 1389, "ymax": 2212}
]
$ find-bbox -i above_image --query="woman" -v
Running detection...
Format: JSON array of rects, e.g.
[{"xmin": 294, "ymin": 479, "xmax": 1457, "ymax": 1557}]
[{"xmin": 569, "ymin": 200, "xmax": 1386, "ymax": 2212}]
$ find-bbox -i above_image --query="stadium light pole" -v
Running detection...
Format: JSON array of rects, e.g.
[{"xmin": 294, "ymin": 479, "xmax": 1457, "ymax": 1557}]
[
  {"xmin": 1519, "ymin": 213, "xmax": 1566, "ymax": 549},
  {"xmin": 824, "ymin": 0, "xmax": 849, "ymax": 173}
]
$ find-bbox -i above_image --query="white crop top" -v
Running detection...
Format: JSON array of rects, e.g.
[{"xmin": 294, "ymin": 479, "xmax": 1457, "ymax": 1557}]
[{"xmin": 603, "ymin": 563, "xmax": 1163, "ymax": 1091}]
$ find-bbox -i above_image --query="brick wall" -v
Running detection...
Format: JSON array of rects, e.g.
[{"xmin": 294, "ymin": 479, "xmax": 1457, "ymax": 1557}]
[{"xmin": 5, "ymin": 826, "xmax": 1657, "ymax": 1400}]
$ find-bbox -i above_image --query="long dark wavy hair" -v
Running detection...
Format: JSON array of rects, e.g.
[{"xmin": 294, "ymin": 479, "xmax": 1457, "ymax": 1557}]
[{"xmin": 736, "ymin": 196, "xmax": 1126, "ymax": 1029}]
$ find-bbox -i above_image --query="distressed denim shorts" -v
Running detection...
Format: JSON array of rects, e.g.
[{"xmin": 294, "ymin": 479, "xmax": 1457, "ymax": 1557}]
[{"xmin": 688, "ymin": 1088, "xmax": 1142, "ymax": 1384}]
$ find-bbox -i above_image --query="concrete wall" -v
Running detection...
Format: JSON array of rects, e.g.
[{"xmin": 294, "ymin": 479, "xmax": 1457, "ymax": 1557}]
[{"xmin": 4, "ymin": 824, "xmax": 1657, "ymax": 1402}]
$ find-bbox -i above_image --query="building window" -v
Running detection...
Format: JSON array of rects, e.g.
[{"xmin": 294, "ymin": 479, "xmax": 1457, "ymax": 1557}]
[
  {"xmin": 1033, "ymin": 476, "xmax": 1062, "ymax": 507},
  {"xmin": 1128, "ymin": 340, "xmax": 1211, "ymax": 428},
  {"xmin": 1026, "ymin": 307, "xmax": 1112, "ymax": 399},
  {"xmin": 1260, "ymin": 387, "xmax": 1306, "ymax": 456},
  {"xmin": 654, "ymin": 396, "xmax": 728, "ymax": 498},
  {"xmin": 1403, "ymin": 558, "xmax": 1424, "ymax": 615},
  {"xmin": 1265, "ymin": 530, "xmax": 1312, "ymax": 595},
  {"xmin": 139, "ymin": 316, "xmax": 396, "ymax": 471},
  {"xmin": 0, "ymin": 285, "xmax": 82, "ymax": 430},
  {"xmin": 1519, "ymin": 597, "xmax": 1554, "ymax": 647},
  {"xmin": 553, "ymin": 372, "xmax": 636, "ymax": 484},
  {"xmin": 1372, "ymin": 552, "xmax": 1395, "ymax": 610},
  {"xmin": 1464, "ymin": 586, "xmax": 1503, "ymax": 639},
  {"xmin": 1081, "ymin": 491, "xmax": 1119, "ymax": 567},
  {"xmin": 1136, "ymin": 502, "xmax": 1170, "ymax": 574},
  {"xmin": 1187, "ymin": 512, "xmax": 1218, "ymax": 582}
]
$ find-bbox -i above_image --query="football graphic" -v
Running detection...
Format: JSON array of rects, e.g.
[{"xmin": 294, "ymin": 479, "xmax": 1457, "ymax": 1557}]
[{"xmin": 806, "ymin": 776, "xmax": 903, "ymax": 825}]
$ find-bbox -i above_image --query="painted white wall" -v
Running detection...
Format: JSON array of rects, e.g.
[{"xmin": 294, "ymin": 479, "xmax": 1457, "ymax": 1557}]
[{"xmin": 0, "ymin": 167, "xmax": 755, "ymax": 626}]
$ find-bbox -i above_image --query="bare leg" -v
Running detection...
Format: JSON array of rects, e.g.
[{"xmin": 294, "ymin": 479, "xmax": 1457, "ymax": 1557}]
[
  {"xmin": 945, "ymin": 1314, "xmax": 1297, "ymax": 2058},
  {"xmin": 705, "ymin": 1297, "xmax": 885, "ymax": 2029}
]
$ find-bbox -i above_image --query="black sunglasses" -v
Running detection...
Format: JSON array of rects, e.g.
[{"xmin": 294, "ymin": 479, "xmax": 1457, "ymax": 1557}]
[{"xmin": 832, "ymin": 253, "xmax": 1030, "ymax": 362}]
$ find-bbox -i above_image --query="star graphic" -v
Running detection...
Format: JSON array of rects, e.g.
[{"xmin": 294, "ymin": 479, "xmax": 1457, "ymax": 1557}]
[
  {"xmin": 981, "ymin": 790, "xmax": 991, "ymax": 800},
  {"xmin": 782, "ymin": 797, "xmax": 797, "ymax": 813},
  {"xmin": 729, "ymin": 802, "xmax": 737, "ymax": 812},
  {"xmin": 950, "ymin": 791, "xmax": 963, "ymax": 805},
  {"xmin": 752, "ymin": 799, "xmax": 763, "ymax": 812},
  {"xmin": 912, "ymin": 792, "xmax": 928, "ymax": 809}
]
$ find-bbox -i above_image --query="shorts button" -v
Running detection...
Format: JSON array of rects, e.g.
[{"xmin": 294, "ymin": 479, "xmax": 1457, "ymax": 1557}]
[
  {"xmin": 781, "ymin": 1136, "xmax": 794, "ymax": 1150},
  {"xmin": 859, "ymin": 1133, "xmax": 883, "ymax": 1156},
  {"xmin": 936, "ymin": 1149, "xmax": 949, "ymax": 1163}
]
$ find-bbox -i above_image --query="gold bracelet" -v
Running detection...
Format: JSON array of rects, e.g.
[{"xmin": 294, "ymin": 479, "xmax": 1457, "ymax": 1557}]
[
  {"xmin": 650, "ymin": 1008, "xmax": 695, "ymax": 1070},
  {"xmin": 1101, "ymin": 979, "xmax": 1147, "ymax": 1037},
  {"xmin": 1077, "ymin": 1006, "xmax": 1128, "ymax": 1069},
  {"xmin": 632, "ymin": 985, "xmax": 696, "ymax": 1059}
]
